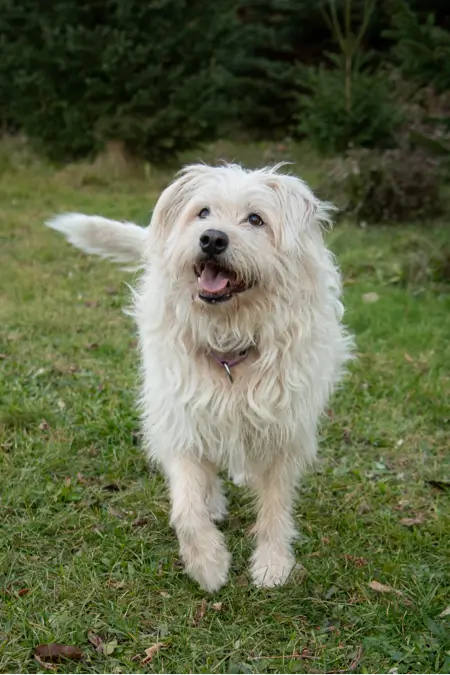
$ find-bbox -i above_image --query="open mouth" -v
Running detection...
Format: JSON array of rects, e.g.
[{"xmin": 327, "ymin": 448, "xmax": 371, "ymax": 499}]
[{"xmin": 194, "ymin": 260, "xmax": 248, "ymax": 304}]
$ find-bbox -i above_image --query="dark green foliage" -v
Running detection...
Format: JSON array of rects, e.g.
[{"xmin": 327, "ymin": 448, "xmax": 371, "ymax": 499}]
[
  {"xmin": 325, "ymin": 148, "xmax": 443, "ymax": 223},
  {"xmin": 232, "ymin": 0, "xmax": 392, "ymax": 135},
  {"xmin": 295, "ymin": 54, "xmax": 402, "ymax": 153},
  {"xmin": 1, "ymin": 0, "xmax": 450, "ymax": 161},
  {"xmin": 387, "ymin": 1, "xmax": 450, "ymax": 92},
  {"xmin": 0, "ymin": 0, "xmax": 243, "ymax": 162}
]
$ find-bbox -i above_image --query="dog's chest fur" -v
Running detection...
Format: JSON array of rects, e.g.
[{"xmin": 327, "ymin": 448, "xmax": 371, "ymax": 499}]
[{"xmin": 137, "ymin": 305, "xmax": 338, "ymax": 477}]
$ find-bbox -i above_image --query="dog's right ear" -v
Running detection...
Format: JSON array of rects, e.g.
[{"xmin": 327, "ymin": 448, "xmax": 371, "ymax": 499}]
[{"xmin": 149, "ymin": 164, "xmax": 212, "ymax": 246}]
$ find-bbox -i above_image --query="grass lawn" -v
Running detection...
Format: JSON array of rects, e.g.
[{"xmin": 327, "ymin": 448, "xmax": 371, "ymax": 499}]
[{"xmin": 1, "ymin": 142, "xmax": 449, "ymax": 674}]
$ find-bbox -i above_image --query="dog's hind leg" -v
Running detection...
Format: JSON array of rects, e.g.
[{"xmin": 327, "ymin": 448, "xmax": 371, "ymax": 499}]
[
  {"xmin": 249, "ymin": 455, "xmax": 300, "ymax": 588},
  {"xmin": 165, "ymin": 455, "xmax": 231, "ymax": 592}
]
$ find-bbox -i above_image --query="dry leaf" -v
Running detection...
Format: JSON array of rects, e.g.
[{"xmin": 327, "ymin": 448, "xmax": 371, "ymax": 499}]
[
  {"xmin": 88, "ymin": 630, "xmax": 104, "ymax": 653},
  {"xmin": 34, "ymin": 654, "xmax": 57, "ymax": 671},
  {"xmin": 369, "ymin": 580, "xmax": 402, "ymax": 596},
  {"xmin": 439, "ymin": 606, "xmax": 450, "ymax": 618},
  {"xmin": 141, "ymin": 642, "xmax": 167, "ymax": 664},
  {"xmin": 160, "ymin": 591, "xmax": 171, "ymax": 598},
  {"xmin": 212, "ymin": 602, "xmax": 223, "ymax": 611},
  {"xmin": 86, "ymin": 342, "xmax": 99, "ymax": 350},
  {"xmin": 193, "ymin": 598, "xmax": 208, "ymax": 626},
  {"xmin": 362, "ymin": 292, "xmax": 379, "ymax": 303},
  {"xmin": 399, "ymin": 515, "xmax": 425, "ymax": 527},
  {"xmin": 105, "ymin": 579, "xmax": 126, "ymax": 589},
  {"xmin": 34, "ymin": 643, "xmax": 84, "ymax": 662},
  {"xmin": 18, "ymin": 588, "xmax": 30, "ymax": 597},
  {"xmin": 132, "ymin": 517, "xmax": 149, "ymax": 527},
  {"xmin": 404, "ymin": 352, "xmax": 414, "ymax": 363},
  {"xmin": 344, "ymin": 555, "xmax": 368, "ymax": 567}
]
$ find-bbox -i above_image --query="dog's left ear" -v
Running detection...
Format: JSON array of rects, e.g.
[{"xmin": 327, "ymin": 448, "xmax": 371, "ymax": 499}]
[
  {"xmin": 266, "ymin": 172, "xmax": 336, "ymax": 249},
  {"xmin": 149, "ymin": 164, "xmax": 212, "ymax": 246}
]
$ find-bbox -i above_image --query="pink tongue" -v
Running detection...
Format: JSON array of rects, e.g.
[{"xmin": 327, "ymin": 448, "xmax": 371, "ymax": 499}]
[{"xmin": 199, "ymin": 263, "xmax": 231, "ymax": 294}]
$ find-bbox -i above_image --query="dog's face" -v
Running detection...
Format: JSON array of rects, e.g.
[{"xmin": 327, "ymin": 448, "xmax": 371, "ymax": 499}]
[{"xmin": 147, "ymin": 164, "xmax": 332, "ymax": 310}]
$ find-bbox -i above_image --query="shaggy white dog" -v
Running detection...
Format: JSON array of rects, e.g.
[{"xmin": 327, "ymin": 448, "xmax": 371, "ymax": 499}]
[{"xmin": 47, "ymin": 163, "xmax": 353, "ymax": 592}]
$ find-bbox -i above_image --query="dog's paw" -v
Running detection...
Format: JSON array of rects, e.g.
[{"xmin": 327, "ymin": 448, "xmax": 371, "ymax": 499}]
[
  {"xmin": 250, "ymin": 547, "xmax": 295, "ymax": 588},
  {"xmin": 231, "ymin": 471, "xmax": 249, "ymax": 487},
  {"xmin": 182, "ymin": 533, "xmax": 231, "ymax": 592}
]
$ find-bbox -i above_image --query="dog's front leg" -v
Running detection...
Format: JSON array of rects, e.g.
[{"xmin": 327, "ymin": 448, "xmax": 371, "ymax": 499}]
[
  {"xmin": 165, "ymin": 455, "xmax": 231, "ymax": 592},
  {"xmin": 249, "ymin": 457, "xmax": 299, "ymax": 588}
]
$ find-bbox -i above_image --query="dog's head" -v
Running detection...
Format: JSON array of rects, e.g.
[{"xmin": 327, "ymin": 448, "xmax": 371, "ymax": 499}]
[{"xmin": 146, "ymin": 163, "xmax": 334, "ymax": 309}]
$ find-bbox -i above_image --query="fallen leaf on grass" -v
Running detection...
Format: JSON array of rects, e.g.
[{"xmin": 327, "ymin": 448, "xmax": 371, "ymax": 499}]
[
  {"xmin": 212, "ymin": 602, "xmax": 223, "ymax": 611},
  {"xmin": 34, "ymin": 654, "xmax": 57, "ymax": 671},
  {"xmin": 193, "ymin": 597, "xmax": 208, "ymax": 626},
  {"xmin": 34, "ymin": 644, "xmax": 84, "ymax": 663},
  {"xmin": 344, "ymin": 554, "xmax": 368, "ymax": 567},
  {"xmin": 369, "ymin": 580, "xmax": 400, "ymax": 594},
  {"xmin": 160, "ymin": 591, "xmax": 171, "ymax": 598},
  {"xmin": 132, "ymin": 517, "xmax": 149, "ymax": 527},
  {"xmin": 105, "ymin": 579, "xmax": 126, "ymax": 589},
  {"xmin": 362, "ymin": 292, "xmax": 379, "ymax": 303},
  {"xmin": 439, "ymin": 606, "xmax": 450, "ymax": 618},
  {"xmin": 2, "ymin": 586, "xmax": 31, "ymax": 598},
  {"xmin": 368, "ymin": 580, "xmax": 412, "ymax": 605},
  {"xmin": 88, "ymin": 630, "xmax": 104, "ymax": 653},
  {"xmin": 399, "ymin": 515, "xmax": 425, "ymax": 527},
  {"xmin": 141, "ymin": 642, "xmax": 167, "ymax": 664}
]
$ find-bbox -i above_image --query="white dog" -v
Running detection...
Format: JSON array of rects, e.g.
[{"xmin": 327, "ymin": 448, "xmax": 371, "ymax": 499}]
[{"xmin": 47, "ymin": 163, "xmax": 352, "ymax": 592}]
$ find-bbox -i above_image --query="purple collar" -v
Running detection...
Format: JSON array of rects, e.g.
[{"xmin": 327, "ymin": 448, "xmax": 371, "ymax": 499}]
[{"xmin": 210, "ymin": 348, "xmax": 250, "ymax": 382}]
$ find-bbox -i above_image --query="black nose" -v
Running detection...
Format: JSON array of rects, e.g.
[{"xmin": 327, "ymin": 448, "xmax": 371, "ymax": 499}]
[{"xmin": 199, "ymin": 229, "xmax": 229, "ymax": 256}]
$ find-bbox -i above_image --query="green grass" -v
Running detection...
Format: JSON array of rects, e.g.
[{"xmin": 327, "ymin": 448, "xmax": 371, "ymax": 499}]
[{"xmin": 1, "ymin": 141, "xmax": 449, "ymax": 674}]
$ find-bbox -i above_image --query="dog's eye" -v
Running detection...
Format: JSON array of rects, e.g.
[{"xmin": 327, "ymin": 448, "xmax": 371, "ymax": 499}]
[
  {"xmin": 248, "ymin": 213, "xmax": 264, "ymax": 227},
  {"xmin": 198, "ymin": 207, "xmax": 210, "ymax": 219}
]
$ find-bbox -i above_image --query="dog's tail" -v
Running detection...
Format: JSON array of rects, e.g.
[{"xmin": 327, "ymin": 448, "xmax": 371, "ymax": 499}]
[{"xmin": 46, "ymin": 213, "xmax": 146, "ymax": 264}]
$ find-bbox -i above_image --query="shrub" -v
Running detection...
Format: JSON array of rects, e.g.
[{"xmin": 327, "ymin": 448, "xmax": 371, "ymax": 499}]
[
  {"xmin": 295, "ymin": 55, "xmax": 402, "ymax": 154},
  {"xmin": 387, "ymin": 2, "xmax": 450, "ymax": 93},
  {"xmin": 324, "ymin": 148, "xmax": 443, "ymax": 223}
]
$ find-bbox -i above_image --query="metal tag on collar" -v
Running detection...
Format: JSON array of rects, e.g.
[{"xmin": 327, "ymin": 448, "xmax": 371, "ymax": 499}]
[{"xmin": 223, "ymin": 362, "xmax": 233, "ymax": 383}]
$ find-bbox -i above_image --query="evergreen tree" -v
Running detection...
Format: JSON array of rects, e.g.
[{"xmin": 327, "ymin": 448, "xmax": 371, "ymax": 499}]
[{"xmin": 0, "ymin": 0, "xmax": 244, "ymax": 162}]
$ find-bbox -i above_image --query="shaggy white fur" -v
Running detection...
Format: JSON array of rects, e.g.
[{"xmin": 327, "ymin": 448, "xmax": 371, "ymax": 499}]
[{"xmin": 47, "ymin": 163, "xmax": 353, "ymax": 592}]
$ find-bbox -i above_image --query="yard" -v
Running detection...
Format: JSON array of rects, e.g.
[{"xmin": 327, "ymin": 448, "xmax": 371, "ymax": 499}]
[{"xmin": 1, "ymin": 143, "xmax": 449, "ymax": 674}]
